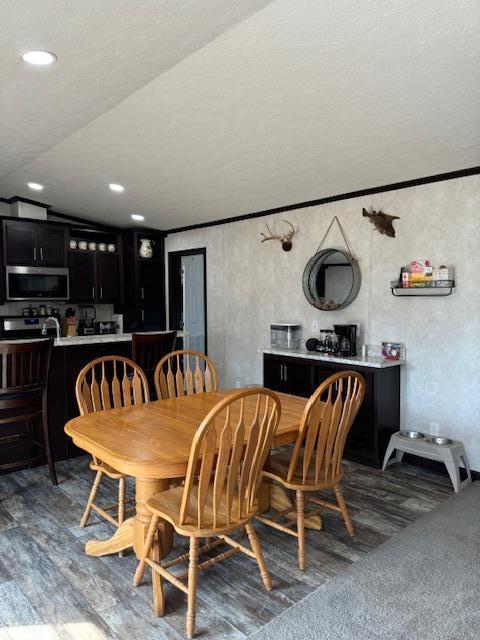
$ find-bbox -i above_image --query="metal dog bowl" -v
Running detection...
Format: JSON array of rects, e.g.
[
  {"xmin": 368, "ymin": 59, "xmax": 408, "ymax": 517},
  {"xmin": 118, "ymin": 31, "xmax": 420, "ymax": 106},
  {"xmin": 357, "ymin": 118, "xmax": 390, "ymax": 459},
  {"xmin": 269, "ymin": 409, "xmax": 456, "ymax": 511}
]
[
  {"xmin": 425, "ymin": 436, "xmax": 452, "ymax": 446},
  {"xmin": 399, "ymin": 430, "xmax": 424, "ymax": 439}
]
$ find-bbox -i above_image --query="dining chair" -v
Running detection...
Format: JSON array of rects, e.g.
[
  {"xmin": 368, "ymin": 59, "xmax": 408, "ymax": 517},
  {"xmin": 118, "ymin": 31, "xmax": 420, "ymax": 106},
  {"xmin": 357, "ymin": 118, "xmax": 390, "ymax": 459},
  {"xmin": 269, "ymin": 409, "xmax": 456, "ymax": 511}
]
[
  {"xmin": 154, "ymin": 349, "xmax": 218, "ymax": 400},
  {"xmin": 134, "ymin": 387, "xmax": 281, "ymax": 638},
  {"xmin": 257, "ymin": 370, "xmax": 365, "ymax": 570},
  {"xmin": 0, "ymin": 338, "xmax": 57, "ymax": 484},
  {"xmin": 76, "ymin": 356, "xmax": 150, "ymax": 530},
  {"xmin": 132, "ymin": 331, "xmax": 177, "ymax": 399}
]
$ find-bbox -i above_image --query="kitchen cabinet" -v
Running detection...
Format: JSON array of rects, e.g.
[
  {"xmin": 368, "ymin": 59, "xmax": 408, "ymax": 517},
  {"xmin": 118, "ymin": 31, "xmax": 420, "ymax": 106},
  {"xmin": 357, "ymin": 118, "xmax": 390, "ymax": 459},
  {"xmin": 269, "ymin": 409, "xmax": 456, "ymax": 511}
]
[
  {"xmin": 3, "ymin": 220, "xmax": 66, "ymax": 267},
  {"xmin": 263, "ymin": 353, "xmax": 401, "ymax": 467},
  {"xmin": 68, "ymin": 251, "xmax": 120, "ymax": 304},
  {"xmin": 119, "ymin": 229, "xmax": 165, "ymax": 331}
]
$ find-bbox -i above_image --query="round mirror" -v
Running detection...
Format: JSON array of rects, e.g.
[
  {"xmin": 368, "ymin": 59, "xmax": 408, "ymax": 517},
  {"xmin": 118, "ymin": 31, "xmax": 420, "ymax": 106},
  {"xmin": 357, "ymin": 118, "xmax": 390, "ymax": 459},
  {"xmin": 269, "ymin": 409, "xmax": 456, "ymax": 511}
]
[{"xmin": 302, "ymin": 248, "xmax": 361, "ymax": 311}]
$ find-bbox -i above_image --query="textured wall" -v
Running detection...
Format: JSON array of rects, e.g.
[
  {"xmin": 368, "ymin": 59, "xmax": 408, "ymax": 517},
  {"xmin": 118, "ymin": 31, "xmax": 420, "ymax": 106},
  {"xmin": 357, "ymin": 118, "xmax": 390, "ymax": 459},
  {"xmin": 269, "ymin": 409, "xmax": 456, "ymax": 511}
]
[{"xmin": 166, "ymin": 174, "xmax": 480, "ymax": 469}]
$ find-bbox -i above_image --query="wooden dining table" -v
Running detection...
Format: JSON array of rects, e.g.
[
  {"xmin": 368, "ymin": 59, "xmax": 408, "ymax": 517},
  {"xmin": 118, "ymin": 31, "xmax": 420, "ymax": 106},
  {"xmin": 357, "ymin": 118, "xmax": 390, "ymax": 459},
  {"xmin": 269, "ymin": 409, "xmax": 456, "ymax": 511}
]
[{"xmin": 64, "ymin": 388, "xmax": 312, "ymax": 564}]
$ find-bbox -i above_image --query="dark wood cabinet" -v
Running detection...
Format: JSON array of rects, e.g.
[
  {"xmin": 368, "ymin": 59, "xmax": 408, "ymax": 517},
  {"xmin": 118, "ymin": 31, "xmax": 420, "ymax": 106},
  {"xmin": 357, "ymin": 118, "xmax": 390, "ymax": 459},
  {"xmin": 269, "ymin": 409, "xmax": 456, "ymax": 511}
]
[
  {"xmin": 119, "ymin": 229, "xmax": 165, "ymax": 331},
  {"xmin": 37, "ymin": 225, "xmax": 67, "ymax": 266},
  {"xmin": 263, "ymin": 353, "xmax": 401, "ymax": 467},
  {"xmin": 96, "ymin": 253, "xmax": 119, "ymax": 303},
  {"xmin": 68, "ymin": 251, "xmax": 120, "ymax": 304},
  {"xmin": 3, "ymin": 219, "xmax": 66, "ymax": 267},
  {"xmin": 68, "ymin": 252, "xmax": 95, "ymax": 303}
]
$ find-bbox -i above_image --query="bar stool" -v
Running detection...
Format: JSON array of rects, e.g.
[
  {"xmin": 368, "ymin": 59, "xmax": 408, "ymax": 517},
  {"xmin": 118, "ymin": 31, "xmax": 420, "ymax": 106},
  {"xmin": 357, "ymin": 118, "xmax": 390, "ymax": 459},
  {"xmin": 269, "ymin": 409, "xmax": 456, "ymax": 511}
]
[
  {"xmin": 132, "ymin": 331, "xmax": 177, "ymax": 399},
  {"xmin": 0, "ymin": 338, "xmax": 57, "ymax": 485}
]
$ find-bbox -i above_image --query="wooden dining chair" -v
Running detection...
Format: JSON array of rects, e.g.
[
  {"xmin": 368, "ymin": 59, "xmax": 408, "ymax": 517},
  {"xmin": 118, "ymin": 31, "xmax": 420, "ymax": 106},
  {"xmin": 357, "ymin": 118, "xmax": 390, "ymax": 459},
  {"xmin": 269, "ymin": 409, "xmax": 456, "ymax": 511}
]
[
  {"xmin": 132, "ymin": 331, "xmax": 177, "ymax": 399},
  {"xmin": 134, "ymin": 387, "xmax": 281, "ymax": 638},
  {"xmin": 0, "ymin": 338, "xmax": 57, "ymax": 484},
  {"xmin": 257, "ymin": 371, "xmax": 365, "ymax": 570},
  {"xmin": 76, "ymin": 356, "xmax": 150, "ymax": 530},
  {"xmin": 154, "ymin": 349, "xmax": 219, "ymax": 400}
]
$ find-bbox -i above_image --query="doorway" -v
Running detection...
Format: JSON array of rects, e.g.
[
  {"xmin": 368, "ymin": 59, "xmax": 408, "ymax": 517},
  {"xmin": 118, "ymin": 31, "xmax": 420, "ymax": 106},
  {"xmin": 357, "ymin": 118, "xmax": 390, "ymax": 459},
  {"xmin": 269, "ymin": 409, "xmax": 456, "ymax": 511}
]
[{"xmin": 168, "ymin": 248, "xmax": 207, "ymax": 353}]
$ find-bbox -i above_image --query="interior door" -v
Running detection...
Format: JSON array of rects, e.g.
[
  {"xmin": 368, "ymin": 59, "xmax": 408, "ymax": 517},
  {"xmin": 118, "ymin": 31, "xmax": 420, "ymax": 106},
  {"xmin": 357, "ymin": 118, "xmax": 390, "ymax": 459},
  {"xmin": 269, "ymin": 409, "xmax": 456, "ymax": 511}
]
[{"xmin": 181, "ymin": 254, "xmax": 205, "ymax": 353}]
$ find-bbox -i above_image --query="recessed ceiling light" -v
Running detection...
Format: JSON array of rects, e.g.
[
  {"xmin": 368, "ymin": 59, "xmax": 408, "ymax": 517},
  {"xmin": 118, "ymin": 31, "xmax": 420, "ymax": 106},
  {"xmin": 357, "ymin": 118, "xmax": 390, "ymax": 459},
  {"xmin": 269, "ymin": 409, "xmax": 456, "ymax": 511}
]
[
  {"xmin": 109, "ymin": 183, "xmax": 124, "ymax": 193},
  {"xmin": 27, "ymin": 182, "xmax": 44, "ymax": 191},
  {"xmin": 131, "ymin": 214, "xmax": 145, "ymax": 222},
  {"xmin": 22, "ymin": 50, "xmax": 57, "ymax": 66}
]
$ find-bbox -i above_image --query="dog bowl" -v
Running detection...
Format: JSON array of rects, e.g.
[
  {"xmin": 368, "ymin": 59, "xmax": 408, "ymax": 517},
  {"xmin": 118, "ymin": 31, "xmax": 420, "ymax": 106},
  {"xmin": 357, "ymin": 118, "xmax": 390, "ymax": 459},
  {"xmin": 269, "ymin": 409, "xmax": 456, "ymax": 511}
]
[
  {"xmin": 399, "ymin": 430, "xmax": 424, "ymax": 439},
  {"xmin": 425, "ymin": 436, "xmax": 452, "ymax": 446}
]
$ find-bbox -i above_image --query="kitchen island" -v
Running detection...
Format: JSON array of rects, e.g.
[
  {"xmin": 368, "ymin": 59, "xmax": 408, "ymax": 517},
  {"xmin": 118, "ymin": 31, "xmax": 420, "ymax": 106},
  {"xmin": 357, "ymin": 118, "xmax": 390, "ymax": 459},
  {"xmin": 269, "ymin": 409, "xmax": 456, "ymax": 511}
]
[{"xmin": 48, "ymin": 331, "xmax": 181, "ymax": 461}]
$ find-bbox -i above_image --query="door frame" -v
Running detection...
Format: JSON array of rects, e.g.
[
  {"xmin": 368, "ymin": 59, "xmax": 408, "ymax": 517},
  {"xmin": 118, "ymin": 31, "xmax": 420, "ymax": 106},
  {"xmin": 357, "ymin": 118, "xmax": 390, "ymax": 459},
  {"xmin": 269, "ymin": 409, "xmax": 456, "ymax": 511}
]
[{"xmin": 168, "ymin": 248, "xmax": 207, "ymax": 354}]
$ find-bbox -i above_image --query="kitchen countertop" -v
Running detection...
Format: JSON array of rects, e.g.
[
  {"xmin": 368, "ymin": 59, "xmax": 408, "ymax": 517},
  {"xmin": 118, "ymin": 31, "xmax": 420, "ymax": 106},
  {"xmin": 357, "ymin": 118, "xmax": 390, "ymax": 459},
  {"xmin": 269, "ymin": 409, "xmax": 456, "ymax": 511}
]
[
  {"xmin": 53, "ymin": 330, "xmax": 184, "ymax": 347},
  {"xmin": 262, "ymin": 347, "xmax": 405, "ymax": 369}
]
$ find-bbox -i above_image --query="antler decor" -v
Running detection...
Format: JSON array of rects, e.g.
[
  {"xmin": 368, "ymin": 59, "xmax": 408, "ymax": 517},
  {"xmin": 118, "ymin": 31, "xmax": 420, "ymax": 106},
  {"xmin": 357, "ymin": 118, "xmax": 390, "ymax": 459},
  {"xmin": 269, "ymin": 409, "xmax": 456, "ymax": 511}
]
[{"xmin": 260, "ymin": 220, "xmax": 295, "ymax": 251}]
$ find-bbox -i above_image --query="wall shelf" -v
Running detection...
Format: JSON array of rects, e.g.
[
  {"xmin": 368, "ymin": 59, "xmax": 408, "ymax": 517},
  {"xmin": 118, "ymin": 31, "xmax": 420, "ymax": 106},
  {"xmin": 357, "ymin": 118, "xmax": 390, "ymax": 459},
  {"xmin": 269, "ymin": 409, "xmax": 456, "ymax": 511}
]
[{"xmin": 391, "ymin": 284, "xmax": 455, "ymax": 297}]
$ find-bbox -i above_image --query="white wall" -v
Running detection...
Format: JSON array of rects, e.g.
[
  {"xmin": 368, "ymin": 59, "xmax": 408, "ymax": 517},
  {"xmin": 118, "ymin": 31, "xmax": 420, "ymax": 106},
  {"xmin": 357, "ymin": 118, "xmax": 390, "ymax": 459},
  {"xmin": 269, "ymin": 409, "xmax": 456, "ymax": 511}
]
[{"xmin": 165, "ymin": 174, "xmax": 480, "ymax": 469}]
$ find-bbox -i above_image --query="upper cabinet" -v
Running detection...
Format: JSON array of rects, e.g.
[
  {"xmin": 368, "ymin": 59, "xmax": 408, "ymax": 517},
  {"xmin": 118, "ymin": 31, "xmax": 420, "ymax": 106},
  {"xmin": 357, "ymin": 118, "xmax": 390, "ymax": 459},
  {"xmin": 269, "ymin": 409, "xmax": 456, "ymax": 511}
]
[{"xmin": 3, "ymin": 219, "xmax": 67, "ymax": 267}]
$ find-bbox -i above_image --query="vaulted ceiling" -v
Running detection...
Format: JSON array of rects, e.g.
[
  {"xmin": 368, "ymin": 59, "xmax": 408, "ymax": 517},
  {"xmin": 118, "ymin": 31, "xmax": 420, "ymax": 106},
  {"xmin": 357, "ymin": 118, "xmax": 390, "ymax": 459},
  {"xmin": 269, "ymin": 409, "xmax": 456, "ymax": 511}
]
[{"xmin": 1, "ymin": 0, "xmax": 479, "ymax": 229}]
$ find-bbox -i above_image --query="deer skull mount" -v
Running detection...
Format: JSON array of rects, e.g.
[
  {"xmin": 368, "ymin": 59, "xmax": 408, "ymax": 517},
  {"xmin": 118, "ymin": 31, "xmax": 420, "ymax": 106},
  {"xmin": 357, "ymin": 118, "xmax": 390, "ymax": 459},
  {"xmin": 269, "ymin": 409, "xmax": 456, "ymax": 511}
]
[{"xmin": 260, "ymin": 220, "xmax": 295, "ymax": 251}]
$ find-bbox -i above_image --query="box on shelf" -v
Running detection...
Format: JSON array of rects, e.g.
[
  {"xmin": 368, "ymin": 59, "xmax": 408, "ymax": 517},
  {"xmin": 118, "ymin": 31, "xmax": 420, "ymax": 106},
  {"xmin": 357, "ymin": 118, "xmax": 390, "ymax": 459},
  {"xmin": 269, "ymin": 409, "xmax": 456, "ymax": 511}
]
[{"xmin": 270, "ymin": 324, "xmax": 302, "ymax": 350}]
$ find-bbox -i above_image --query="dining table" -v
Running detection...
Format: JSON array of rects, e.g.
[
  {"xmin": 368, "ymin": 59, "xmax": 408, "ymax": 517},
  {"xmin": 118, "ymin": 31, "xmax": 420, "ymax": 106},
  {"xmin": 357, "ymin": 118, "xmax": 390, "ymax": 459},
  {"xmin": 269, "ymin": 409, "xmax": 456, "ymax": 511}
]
[{"xmin": 64, "ymin": 388, "xmax": 318, "ymax": 568}]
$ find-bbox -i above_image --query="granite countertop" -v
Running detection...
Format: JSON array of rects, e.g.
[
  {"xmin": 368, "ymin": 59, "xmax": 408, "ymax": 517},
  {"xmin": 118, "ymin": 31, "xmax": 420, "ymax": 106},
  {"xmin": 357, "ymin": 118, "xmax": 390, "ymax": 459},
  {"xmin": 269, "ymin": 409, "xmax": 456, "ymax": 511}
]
[
  {"xmin": 262, "ymin": 347, "xmax": 405, "ymax": 369},
  {"xmin": 54, "ymin": 330, "xmax": 183, "ymax": 347}
]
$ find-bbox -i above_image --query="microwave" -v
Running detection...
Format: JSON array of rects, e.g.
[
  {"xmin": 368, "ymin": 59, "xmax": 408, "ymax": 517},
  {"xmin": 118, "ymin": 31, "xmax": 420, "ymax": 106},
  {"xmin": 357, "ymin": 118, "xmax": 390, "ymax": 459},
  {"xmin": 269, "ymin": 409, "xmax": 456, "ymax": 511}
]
[{"xmin": 6, "ymin": 266, "xmax": 70, "ymax": 301}]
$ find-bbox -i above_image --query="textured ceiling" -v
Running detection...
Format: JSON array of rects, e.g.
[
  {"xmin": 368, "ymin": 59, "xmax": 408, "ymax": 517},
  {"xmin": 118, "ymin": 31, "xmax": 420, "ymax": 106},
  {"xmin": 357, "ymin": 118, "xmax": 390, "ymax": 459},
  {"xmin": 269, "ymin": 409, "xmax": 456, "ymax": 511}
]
[{"xmin": 1, "ymin": 0, "xmax": 479, "ymax": 229}]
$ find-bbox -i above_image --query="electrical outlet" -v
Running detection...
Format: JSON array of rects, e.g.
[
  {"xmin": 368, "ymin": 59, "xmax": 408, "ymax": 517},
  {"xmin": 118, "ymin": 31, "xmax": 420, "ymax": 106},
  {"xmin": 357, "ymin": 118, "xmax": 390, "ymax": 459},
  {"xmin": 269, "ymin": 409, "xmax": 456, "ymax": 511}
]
[
  {"xmin": 311, "ymin": 320, "xmax": 319, "ymax": 333},
  {"xmin": 429, "ymin": 422, "xmax": 439, "ymax": 435},
  {"xmin": 235, "ymin": 379, "xmax": 242, "ymax": 389}
]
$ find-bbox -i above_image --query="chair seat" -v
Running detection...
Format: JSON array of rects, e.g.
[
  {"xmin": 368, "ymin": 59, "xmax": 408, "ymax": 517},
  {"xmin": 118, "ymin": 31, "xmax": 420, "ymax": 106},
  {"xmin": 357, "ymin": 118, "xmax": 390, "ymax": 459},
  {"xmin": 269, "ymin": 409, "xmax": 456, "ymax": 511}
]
[
  {"xmin": 263, "ymin": 447, "xmax": 342, "ymax": 490},
  {"xmin": 90, "ymin": 460, "xmax": 126, "ymax": 479},
  {"xmin": 147, "ymin": 484, "xmax": 257, "ymax": 537}
]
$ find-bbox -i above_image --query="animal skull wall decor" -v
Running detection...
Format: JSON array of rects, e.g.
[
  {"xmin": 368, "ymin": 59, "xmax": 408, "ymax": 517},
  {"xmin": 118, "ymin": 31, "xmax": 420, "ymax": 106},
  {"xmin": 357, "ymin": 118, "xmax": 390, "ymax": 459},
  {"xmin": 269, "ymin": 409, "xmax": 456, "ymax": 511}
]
[
  {"xmin": 362, "ymin": 208, "xmax": 400, "ymax": 238},
  {"xmin": 260, "ymin": 220, "xmax": 295, "ymax": 251}
]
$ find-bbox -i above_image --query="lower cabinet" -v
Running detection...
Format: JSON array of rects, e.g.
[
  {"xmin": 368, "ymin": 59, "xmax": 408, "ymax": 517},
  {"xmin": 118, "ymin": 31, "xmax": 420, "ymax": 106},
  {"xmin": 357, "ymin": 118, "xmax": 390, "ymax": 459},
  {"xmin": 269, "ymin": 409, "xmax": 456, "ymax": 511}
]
[
  {"xmin": 48, "ymin": 342, "xmax": 132, "ymax": 461},
  {"xmin": 263, "ymin": 353, "xmax": 400, "ymax": 468}
]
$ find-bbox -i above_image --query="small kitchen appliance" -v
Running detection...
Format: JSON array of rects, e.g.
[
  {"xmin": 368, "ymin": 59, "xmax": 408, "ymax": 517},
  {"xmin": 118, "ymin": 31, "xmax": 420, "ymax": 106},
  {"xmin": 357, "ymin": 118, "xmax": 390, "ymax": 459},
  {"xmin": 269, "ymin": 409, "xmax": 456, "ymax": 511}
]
[
  {"xmin": 78, "ymin": 305, "xmax": 96, "ymax": 335},
  {"xmin": 333, "ymin": 324, "xmax": 357, "ymax": 357},
  {"xmin": 270, "ymin": 324, "xmax": 301, "ymax": 350},
  {"xmin": 94, "ymin": 321, "xmax": 117, "ymax": 335}
]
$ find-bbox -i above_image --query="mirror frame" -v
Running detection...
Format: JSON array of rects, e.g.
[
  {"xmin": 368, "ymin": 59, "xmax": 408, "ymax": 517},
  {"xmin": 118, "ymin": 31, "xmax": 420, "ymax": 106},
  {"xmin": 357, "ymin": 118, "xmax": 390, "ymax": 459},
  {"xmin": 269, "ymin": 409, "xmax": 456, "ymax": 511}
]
[{"xmin": 302, "ymin": 248, "xmax": 361, "ymax": 311}]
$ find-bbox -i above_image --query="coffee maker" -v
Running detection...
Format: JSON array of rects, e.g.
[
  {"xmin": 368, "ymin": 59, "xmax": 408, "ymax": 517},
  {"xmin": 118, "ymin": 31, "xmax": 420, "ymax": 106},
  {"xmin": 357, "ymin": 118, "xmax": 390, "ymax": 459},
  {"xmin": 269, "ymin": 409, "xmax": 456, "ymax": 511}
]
[{"xmin": 333, "ymin": 324, "xmax": 357, "ymax": 357}]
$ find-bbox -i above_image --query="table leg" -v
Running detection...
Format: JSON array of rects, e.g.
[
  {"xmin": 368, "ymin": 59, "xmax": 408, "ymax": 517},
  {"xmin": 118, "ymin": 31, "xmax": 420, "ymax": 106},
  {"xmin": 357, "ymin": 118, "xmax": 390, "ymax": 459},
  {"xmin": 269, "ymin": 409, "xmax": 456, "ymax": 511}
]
[{"xmin": 84, "ymin": 477, "xmax": 174, "ymax": 559}]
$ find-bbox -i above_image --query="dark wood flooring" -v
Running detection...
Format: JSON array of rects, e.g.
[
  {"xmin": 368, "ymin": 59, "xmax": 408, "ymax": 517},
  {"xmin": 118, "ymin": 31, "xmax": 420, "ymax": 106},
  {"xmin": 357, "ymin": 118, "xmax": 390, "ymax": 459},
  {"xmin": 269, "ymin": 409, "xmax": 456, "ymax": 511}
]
[{"xmin": 0, "ymin": 456, "xmax": 453, "ymax": 639}]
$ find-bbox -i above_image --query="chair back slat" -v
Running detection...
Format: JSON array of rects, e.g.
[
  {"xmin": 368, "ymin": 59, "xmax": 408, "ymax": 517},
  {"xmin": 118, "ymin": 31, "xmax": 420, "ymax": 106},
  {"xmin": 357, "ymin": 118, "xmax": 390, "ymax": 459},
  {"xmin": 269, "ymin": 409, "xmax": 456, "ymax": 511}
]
[
  {"xmin": 132, "ymin": 331, "xmax": 177, "ymax": 398},
  {"xmin": 76, "ymin": 356, "xmax": 149, "ymax": 416},
  {"xmin": 0, "ymin": 339, "xmax": 52, "ymax": 395},
  {"xmin": 154, "ymin": 350, "xmax": 219, "ymax": 400},
  {"xmin": 287, "ymin": 371, "xmax": 365, "ymax": 486},
  {"xmin": 179, "ymin": 388, "xmax": 281, "ymax": 530}
]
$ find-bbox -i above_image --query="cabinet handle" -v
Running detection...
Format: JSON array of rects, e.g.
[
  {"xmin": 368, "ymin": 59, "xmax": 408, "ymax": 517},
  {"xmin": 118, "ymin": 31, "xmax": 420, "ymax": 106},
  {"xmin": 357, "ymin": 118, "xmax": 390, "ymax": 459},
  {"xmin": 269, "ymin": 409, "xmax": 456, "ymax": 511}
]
[
  {"xmin": 92, "ymin": 286, "xmax": 95, "ymax": 300},
  {"xmin": 280, "ymin": 364, "xmax": 284, "ymax": 382},
  {"xmin": 40, "ymin": 247, "xmax": 44, "ymax": 262},
  {"xmin": 100, "ymin": 287, "xmax": 103, "ymax": 300},
  {"xmin": 141, "ymin": 309, "xmax": 144, "ymax": 322},
  {"xmin": 284, "ymin": 364, "xmax": 288, "ymax": 382},
  {"xmin": 33, "ymin": 247, "xmax": 37, "ymax": 262},
  {"xmin": 141, "ymin": 287, "xmax": 144, "ymax": 299}
]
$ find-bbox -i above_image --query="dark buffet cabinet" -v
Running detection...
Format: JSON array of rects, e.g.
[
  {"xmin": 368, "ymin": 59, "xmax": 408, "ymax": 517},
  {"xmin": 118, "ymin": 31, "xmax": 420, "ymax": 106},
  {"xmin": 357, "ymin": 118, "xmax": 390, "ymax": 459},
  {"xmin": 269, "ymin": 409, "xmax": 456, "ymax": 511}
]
[
  {"xmin": 263, "ymin": 353, "xmax": 401, "ymax": 467},
  {"xmin": 2, "ymin": 219, "xmax": 67, "ymax": 267}
]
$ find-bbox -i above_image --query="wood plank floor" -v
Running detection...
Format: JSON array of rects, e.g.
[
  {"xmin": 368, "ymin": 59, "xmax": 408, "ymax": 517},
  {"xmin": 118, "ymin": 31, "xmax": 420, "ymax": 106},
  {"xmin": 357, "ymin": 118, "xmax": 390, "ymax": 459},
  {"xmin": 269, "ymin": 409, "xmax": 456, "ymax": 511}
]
[{"xmin": 0, "ymin": 456, "xmax": 453, "ymax": 639}]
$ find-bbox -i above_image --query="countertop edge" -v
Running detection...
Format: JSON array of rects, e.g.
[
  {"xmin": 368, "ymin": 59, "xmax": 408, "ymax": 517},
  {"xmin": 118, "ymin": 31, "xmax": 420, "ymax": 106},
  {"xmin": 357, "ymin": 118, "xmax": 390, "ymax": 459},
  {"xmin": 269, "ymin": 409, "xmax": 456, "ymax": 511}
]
[{"xmin": 261, "ymin": 348, "xmax": 405, "ymax": 369}]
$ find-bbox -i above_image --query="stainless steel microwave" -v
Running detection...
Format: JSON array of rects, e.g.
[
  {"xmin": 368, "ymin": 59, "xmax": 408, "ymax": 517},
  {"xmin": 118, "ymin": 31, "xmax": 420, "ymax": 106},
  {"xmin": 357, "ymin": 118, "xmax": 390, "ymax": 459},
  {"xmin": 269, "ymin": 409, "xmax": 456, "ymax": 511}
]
[{"xmin": 6, "ymin": 266, "xmax": 70, "ymax": 301}]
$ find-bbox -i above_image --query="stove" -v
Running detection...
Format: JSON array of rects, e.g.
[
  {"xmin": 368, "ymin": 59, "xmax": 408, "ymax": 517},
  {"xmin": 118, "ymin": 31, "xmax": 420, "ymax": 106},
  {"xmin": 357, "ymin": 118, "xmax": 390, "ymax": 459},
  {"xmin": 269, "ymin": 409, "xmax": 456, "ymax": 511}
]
[{"xmin": 0, "ymin": 317, "xmax": 57, "ymax": 340}]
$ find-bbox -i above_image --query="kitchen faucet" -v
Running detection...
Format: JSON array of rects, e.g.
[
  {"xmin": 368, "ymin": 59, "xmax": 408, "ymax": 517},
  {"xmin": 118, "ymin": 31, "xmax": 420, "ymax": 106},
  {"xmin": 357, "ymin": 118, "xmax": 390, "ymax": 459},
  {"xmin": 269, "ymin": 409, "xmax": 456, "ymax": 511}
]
[{"xmin": 41, "ymin": 316, "xmax": 61, "ymax": 340}]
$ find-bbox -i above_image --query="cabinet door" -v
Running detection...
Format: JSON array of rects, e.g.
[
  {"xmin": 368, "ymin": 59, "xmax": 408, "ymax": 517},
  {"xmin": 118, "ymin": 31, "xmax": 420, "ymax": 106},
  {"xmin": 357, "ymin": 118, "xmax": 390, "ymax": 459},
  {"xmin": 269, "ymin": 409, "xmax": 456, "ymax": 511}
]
[
  {"xmin": 37, "ymin": 225, "xmax": 67, "ymax": 266},
  {"xmin": 3, "ymin": 220, "xmax": 38, "ymax": 265},
  {"xmin": 284, "ymin": 360, "xmax": 312, "ymax": 397},
  {"xmin": 68, "ymin": 252, "xmax": 95, "ymax": 303},
  {"xmin": 96, "ymin": 253, "xmax": 120, "ymax": 303},
  {"xmin": 263, "ymin": 357, "xmax": 285, "ymax": 392},
  {"xmin": 139, "ymin": 260, "xmax": 163, "ymax": 303}
]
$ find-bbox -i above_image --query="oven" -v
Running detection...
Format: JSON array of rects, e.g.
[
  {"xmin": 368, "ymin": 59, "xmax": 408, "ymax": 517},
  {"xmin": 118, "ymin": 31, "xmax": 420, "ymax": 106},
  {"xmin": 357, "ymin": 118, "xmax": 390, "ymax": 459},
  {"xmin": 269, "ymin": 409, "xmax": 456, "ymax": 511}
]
[{"xmin": 6, "ymin": 266, "xmax": 70, "ymax": 301}]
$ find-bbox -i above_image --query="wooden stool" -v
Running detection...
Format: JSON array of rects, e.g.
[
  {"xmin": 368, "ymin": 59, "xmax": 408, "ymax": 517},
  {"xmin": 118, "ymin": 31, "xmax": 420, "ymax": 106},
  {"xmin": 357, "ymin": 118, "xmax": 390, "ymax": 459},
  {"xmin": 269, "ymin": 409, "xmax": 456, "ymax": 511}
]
[{"xmin": 0, "ymin": 339, "xmax": 57, "ymax": 485}]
